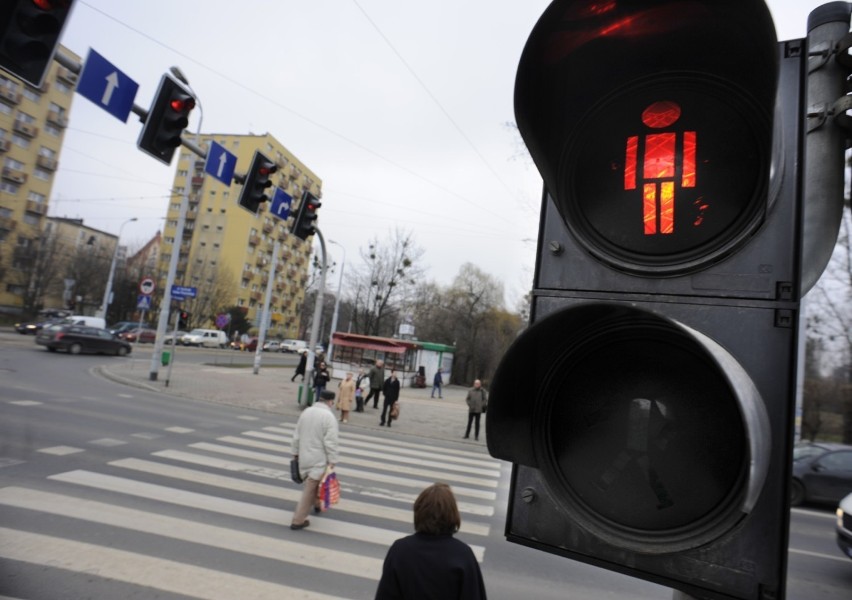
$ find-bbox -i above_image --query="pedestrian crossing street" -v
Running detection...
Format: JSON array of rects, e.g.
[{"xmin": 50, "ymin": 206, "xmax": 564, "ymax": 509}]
[{"xmin": 0, "ymin": 419, "xmax": 503, "ymax": 600}]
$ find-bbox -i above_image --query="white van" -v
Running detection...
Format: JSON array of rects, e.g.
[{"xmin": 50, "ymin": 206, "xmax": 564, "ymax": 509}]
[
  {"xmin": 281, "ymin": 339, "xmax": 308, "ymax": 353},
  {"xmin": 181, "ymin": 329, "xmax": 228, "ymax": 348},
  {"xmin": 66, "ymin": 315, "xmax": 107, "ymax": 329}
]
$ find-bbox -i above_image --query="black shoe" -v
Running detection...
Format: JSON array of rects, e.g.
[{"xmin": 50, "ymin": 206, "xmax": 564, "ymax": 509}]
[
  {"xmin": 314, "ymin": 505, "xmax": 322, "ymax": 514},
  {"xmin": 463, "ymin": 435, "xmax": 469, "ymax": 439},
  {"xmin": 475, "ymin": 437, "xmax": 479, "ymax": 441},
  {"xmin": 290, "ymin": 520, "xmax": 310, "ymax": 530},
  {"xmin": 380, "ymin": 421, "xmax": 385, "ymax": 426}
]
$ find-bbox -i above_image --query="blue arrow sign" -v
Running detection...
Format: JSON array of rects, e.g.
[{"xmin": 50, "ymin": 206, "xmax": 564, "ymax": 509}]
[
  {"xmin": 171, "ymin": 285, "xmax": 197, "ymax": 300},
  {"xmin": 137, "ymin": 294, "xmax": 152, "ymax": 310},
  {"xmin": 270, "ymin": 188, "xmax": 292, "ymax": 222},
  {"xmin": 77, "ymin": 48, "xmax": 139, "ymax": 123},
  {"xmin": 204, "ymin": 141, "xmax": 237, "ymax": 186}
]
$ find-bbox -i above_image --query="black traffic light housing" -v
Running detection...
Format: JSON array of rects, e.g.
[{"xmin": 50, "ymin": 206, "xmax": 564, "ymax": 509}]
[
  {"xmin": 290, "ymin": 191, "xmax": 321, "ymax": 240},
  {"xmin": 235, "ymin": 150, "xmax": 277, "ymax": 215},
  {"xmin": 487, "ymin": 2, "xmax": 806, "ymax": 599},
  {"xmin": 178, "ymin": 311, "xmax": 189, "ymax": 330},
  {"xmin": 137, "ymin": 73, "xmax": 195, "ymax": 166},
  {"xmin": 0, "ymin": 0, "xmax": 75, "ymax": 87}
]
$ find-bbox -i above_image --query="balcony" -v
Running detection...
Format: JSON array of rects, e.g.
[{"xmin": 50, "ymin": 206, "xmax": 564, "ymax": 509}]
[
  {"xmin": 191, "ymin": 176, "xmax": 204, "ymax": 187},
  {"xmin": 250, "ymin": 291, "xmax": 262, "ymax": 302},
  {"xmin": 0, "ymin": 139, "xmax": 10, "ymax": 153},
  {"xmin": 2, "ymin": 167, "xmax": 27, "ymax": 184},
  {"xmin": 12, "ymin": 121, "xmax": 37, "ymax": 138},
  {"xmin": 46, "ymin": 110, "xmax": 68, "ymax": 128},
  {"xmin": 262, "ymin": 222, "xmax": 273, "ymax": 234},
  {"xmin": 56, "ymin": 67, "xmax": 78, "ymax": 85},
  {"xmin": 36, "ymin": 155, "xmax": 58, "ymax": 171},
  {"xmin": 25, "ymin": 200, "xmax": 46, "ymax": 215},
  {"xmin": 0, "ymin": 215, "xmax": 16, "ymax": 230},
  {"xmin": 185, "ymin": 209, "xmax": 197, "ymax": 221},
  {"xmin": 0, "ymin": 87, "xmax": 21, "ymax": 105},
  {"xmin": 248, "ymin": 235, "xmax": 260, "ymax": 246},
  {"xmin": 255, "ymin": 256, "xmax": 267, "ymax": 267},
  {"xmin": 242, "ymin": 269, "xmax": 254, "ymax": 281}
]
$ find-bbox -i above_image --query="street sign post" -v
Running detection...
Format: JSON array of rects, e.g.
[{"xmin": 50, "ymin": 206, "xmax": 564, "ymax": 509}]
[
  {"xmin": 139, "ymin": 277, "xmax": 155, "ymax": 296},
  {"xmin": 204, "ymin": 141, "xmax": 237, "ymax": 186},
  {"xmin": 270, "ymin": 188, "xmax": 292, "ymax": 221},
  {"xmin": 77, "ymin": 48, "xmax": 139, "ymax": 123}
]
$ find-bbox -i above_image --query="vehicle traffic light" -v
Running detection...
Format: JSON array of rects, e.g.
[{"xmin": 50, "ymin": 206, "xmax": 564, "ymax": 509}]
[
  {"xmin": 290, "ymin": 191, "xmax": 321, "ymax": 240},
  {"xmin": 486, "ymin": 2, "xmax": 811, "ymax": 599},
  {"xmin": 0, "ymin": 0, "xmax": 75, "ymax": 87},
  {"xmin": 235, "ymin": 150, "xmax": 277, "ymax": 215},
  {"xmin": 137, "ymin": 73, "xmax": 195, "ymax": 166},
  {"xmin": 178, "ymin": 311, "xmax": 189, "ymax": 330}
]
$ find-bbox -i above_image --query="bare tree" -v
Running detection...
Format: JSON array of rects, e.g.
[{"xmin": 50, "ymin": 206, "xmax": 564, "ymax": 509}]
[{"xmin": 348, "ymin": 229, "xmax": 425, "ymax": 337}]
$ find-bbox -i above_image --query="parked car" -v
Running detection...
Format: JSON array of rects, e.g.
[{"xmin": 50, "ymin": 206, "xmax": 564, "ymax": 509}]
[
  {"xmin": 263, "ymin": 340, "xmax": 281, "ymax": 352},
  {"xmin": 791, "ymin": 442, "xmax": 852, "ymax": 506},
  {"xmin": 35, "ymin": 324, "xmax": 132, "ymax": 356},
  {"xmin": 837, "ymin": 492, "xmax": 852, "ymax": 560},
  {"xmin": 118, "ymin": 328, "xmax": 157, "ymax": 343},
  {"xmin": 14, "ymin": 317, "xmax": 65, "ymax": 335},
  {"xmin": 232, "ymin": 337, "xmax": 258, "ymax": 351},
  {"xmin": 181, "ymin": 329, "xmax": 228, "ymax": 348}
]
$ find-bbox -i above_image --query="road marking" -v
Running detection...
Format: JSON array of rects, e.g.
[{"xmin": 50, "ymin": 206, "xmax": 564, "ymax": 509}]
[
  {"xmin": 37, "ymin": 445, "xmax": 83, "ymax": 455},
  {"xmin": 7, "ymin": 400, "xmax": 42, "ymax": 406},
  {"xmin": 192, "ymin": 442, "xmax": 498, "ymax": 488},
  {"xmin": 788, "ymin": 547, "xmax": 850, "ymax": 563},
  {"xmin": 154, "ymin": 449, "xmax": 497, "ymax": 501},
  {"xmin": 46, "ymin": 470, "xmax": 486, "ymax": 559},
  {"xmin": 110, "ymin": 457, "xmax": 491, "ymax": 533},
  {"xmin": 165, "ymin": 426, "xmax": 195, "ymax": 433},
  {"xmin": 0, "ymin": 525, "xmax": 348, "ymax": 600},
  {"xmin": 89, "ymin": 437, "xmax": 127, "ymax": 447}
]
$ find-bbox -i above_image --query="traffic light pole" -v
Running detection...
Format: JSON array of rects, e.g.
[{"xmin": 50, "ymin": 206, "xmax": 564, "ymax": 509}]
[
  {"xmin": 252, "ymin": 239, "xmax": 281, "ymax": 375},
  {"xmin": 299, "ymin": 228, "xmax": 327, "ymax": 407}
]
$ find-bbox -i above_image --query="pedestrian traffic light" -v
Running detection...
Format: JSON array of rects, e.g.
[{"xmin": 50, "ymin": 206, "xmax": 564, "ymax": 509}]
[
  {"xmin": 137, "ymin": 73, "xmax": 195, "ymax": 166},
  {"xmin": 485, "ymin": 2, "xmax": 815, "ymax": 599},
  {"xmin": 0, "ymin": 0, "xmax": 75, "ymax": 88},
  {"xmin": 235, "ymin": 150, "xmax": 277, "ymax": 215},
  {"xmin": 178, "ymin": 311, "xmax": 189, "ymax": 330},
  {"xmin": 290, "ymin": 191, "xmax": 321, "ymax": 241}
]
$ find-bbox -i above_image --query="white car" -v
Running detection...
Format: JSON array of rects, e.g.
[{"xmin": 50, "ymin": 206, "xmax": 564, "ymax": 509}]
[
  {"xmin": 263, "ymin": 341, "xmax": 281, "ymax": 352},
  {"xmin": 180, "ymin": 329, "xmax": 228, "ymax": 348}
]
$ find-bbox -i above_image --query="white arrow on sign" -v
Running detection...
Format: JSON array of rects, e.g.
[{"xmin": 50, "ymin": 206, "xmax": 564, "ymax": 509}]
[
  {"xmin": 102, "ymin": 72, "xmax": 119, "ymax": 105},
  {"xmin": 218, "ymin": 152, "xmax": 228, "ymax": 179}
]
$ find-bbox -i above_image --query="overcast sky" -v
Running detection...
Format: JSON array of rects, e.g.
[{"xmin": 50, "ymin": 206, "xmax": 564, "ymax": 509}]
[{"xmin": 49, "ymin": 0, "xmax": 835, "ymax": 307}]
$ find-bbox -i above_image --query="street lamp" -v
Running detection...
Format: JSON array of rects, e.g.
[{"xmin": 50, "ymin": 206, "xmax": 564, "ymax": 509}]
[
  {"xmin": 327, "ymin": 239, "xmax": 346, "ymax": 362},
  {"xmin": 97, "ymin": 217, "xmax": 137, "ymax": 320}
]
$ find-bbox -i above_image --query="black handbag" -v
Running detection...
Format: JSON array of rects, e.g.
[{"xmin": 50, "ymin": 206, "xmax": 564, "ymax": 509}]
[{"xmin": 290, "ymin": 458, "xmax": 304, "ymax": 484}]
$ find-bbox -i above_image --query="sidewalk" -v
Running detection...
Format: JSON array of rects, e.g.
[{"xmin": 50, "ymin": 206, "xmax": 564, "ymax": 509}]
[{"xmin": 97, "ymin": 358, "xmax": 487, "ymax": 445}]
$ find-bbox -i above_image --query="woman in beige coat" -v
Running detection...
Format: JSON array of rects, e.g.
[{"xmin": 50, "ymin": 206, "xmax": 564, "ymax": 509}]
[{"xmin": 337, "ymin": 372, "xmax": 356, "ymax": 423}]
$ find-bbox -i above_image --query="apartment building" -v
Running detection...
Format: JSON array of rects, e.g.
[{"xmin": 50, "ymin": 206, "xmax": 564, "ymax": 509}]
[
  {"xmin": 160, "ymin": 133, "xmax": 321, "ymax": 338},
  {"xmin": 0, "ymin": 46, "xmax": 80, "ymax": 315}
]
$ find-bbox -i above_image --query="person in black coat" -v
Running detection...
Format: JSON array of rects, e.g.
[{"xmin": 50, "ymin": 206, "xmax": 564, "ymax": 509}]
[
  {"xmin": 379, "ymin": 370, "xmax": 400, "ymax": 427},
  {"xmin": 313, "ymin": 362, "xmax": 330, "ymax": 400},
  {"xmin": 291, "ymin": 351, "xmax": 307, "ymax": 382},
  {"xmin": 375, "ymin": 482, "xmax": 486, "ymax": 600}
]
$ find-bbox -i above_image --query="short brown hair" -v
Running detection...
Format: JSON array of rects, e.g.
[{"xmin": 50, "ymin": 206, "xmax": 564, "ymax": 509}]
[{"xmin": 413, "ymin": 483, "xmax": 460, "ymax": 535}]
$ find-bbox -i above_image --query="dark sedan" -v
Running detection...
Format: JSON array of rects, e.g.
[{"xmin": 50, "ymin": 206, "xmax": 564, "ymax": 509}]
[
  {"xmin": 791, "ymin": 442, "xmax": 852, "ymax": 506},
  {"xmin": 35, "ymin": 324, "xmax": 132, "ymax": 356}
]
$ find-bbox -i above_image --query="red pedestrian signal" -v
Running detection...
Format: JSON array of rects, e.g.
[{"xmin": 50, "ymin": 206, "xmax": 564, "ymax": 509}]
[{"xmin": 485, "ymin": 2, "xmax": 814, "ymax": 599}]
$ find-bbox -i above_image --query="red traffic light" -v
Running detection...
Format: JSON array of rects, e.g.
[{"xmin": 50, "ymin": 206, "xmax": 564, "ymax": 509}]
[
  {"xmin": 169, "ymin": 97, "xmax": 194, "ymax": 113},
  {"xmin": 32, "ymin": 0, "xmax": 70, "ymax": 10}
]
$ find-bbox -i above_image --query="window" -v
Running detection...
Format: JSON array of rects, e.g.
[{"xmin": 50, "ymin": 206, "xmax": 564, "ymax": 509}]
[
  {"xmin": 22, "ymin": 88, "xmax": 40, "ymax": 102},
  {"xmin": 11, "ymin": 135, "xmax": 29, "ymax": 149},
  {"xmin": 0, "ymin": 207, "xmax": 11, "ymax": 218},
  {"xmin": 5, "ymin": 283, "xmax": 25, "ymax": 295},
  {"xmin": 54, "ymin": 81, "xmax": 71, "ymax": 94},
  {"xmin": 0, "ymin": 181, "xmax": 19, "ymax": 194},
  {"xmin": 1, "ymin": 76, "xmax": 18, "ymax": 91},
  {"xmin": 22, "ymin": 214, "xmax": 39, "ymax": 225},
  {"xmin": 44, "ymin": 124, "xmax": 61, "ymax": 137},
  {"xmin": 4, "ymin": 157, "xmax": 24, "ymax": 170},
  {"xmin": 33, "ymin": 168, "xmax": 51, "ymax": 181},
  {"xmin": 27, "ymin": 191, "xmax": 45, "ymax": 203},
  {"xmin": 0, "ymin": 103, "xmax": 11, "ymax": 116},
  {"xmin": 16, "ymin": 112, "xmax": 35, "ymax": 124},
  {"xmin": 38, "ymin": 146, "xmax": 56, "ymax": 159}
]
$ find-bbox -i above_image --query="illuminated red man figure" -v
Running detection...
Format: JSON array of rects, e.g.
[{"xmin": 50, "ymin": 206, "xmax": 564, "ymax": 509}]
[{"xmin": 624, "ymin": 101, "xmax": 696, "ymax": 235}]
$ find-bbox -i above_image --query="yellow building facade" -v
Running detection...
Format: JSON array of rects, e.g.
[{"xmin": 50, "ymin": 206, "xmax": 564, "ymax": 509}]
[
  {"xmin": 159, "ymin": 133, "xmax": 320, "ymax": 339},
  {"xmin": 0, "ymin": 47, "xmax": 80, "ymax": 314}
]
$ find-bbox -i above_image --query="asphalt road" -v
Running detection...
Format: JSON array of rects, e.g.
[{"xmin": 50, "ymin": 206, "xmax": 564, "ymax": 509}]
[{"xmin": 0, "ymin": 332, "xmax": 850, "ymax": 599}]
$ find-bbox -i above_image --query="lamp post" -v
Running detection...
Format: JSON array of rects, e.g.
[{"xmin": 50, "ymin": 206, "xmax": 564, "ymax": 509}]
[
  {"xmin": 327, "ymin": 239, "xmax": 346, "ymax": 363},
  {"xmin": 97, "ymin": 217, "xmax": 137, "ymax": 320}
]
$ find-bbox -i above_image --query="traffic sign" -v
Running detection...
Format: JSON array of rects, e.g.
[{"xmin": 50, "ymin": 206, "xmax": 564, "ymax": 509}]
[
  {"xmin": 215, "ymin": 313, "xmax": 231, "ymax": 329},
  {"xmin": 204, "ymin": 141, "xmax": 237, "ymax": 186},
  {"xmin": 139, "ymin": 277, "xmax": 155, "ymax": 295},
  {"xmin": 136, "ymin": 295, "xmax": 152, "ymax": 311},
  {"xmin": 77, "ymin": 48, "xmax": 139, "ymax": 123},
  {"xmin": 270, "ymin": 188, "xmax": 292, "ymax": 221},
  {"xmin": 171, "ymin": 285, "xmax": 197, "ymax": 300}
]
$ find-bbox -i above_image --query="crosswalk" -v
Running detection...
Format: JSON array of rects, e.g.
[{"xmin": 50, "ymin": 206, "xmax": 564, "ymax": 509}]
[{"xmin": 0, "ymin": 418, "xmax": 503, "ymax": 599}]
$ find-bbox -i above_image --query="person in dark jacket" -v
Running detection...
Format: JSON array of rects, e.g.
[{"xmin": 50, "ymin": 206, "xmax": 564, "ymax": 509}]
[
  {"xmin": 375, "ymin": 482, "xmax": 486, "ymax": 600},
  {"xmin": 431, "ymin": 369, "xmax": 443, "ymax": 399},
  {"xmin": 313, "ymin": 362, "xmax": 330, "ymax": 401},
  {"xmin": 379, "ymin": 370, "xmax": 400, "ymax": 427},
  {"xmin": 291, "ymin": 350, "xmax": 307, "ymax": 382},
  {"xmin": 364, "ymin": 359, "xmax": 385, "ymax": 409},
  {"xmin": 463, "ymin": 379, "xmax": 488, "ymax": 441}
]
